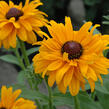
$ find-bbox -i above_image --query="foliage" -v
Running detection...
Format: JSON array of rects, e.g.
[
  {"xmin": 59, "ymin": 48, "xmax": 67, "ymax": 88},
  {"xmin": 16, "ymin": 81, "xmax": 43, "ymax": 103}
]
[{"xmin": 0, "ymin": 0, "xmax": 109, "ymax": 109}]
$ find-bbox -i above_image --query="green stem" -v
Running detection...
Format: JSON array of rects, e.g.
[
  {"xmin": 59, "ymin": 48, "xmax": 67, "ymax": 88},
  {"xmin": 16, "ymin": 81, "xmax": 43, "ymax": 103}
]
[
  {"xmin": 45, "ymin": 79, "xmax": 53, "ymax": 109},
  {"xmin": 14, "ymin": 46, "xmax": 25, "ymax": 70},
  {"xmin": 18, "ymin": 39, "xmax": 42, "ymax": 109},
  {"xmin": 91, "ymin": 91, "xmax": 96, "ymax": 100},
  {"xmin": 18, "ymin": 39, "xmax": 30, "ymax": 67},
  {"xmin": 18, "ymin": 39, "xmax": 33, "ymax": 89},
  {"xmin": 74, "ymin": 95, "xmax": 81, "ymax": 109}
]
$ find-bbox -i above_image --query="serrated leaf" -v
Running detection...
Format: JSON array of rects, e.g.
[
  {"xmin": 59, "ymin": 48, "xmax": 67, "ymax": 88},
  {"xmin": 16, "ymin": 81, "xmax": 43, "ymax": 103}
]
[{"xmin": 0, "ymin": 54, "xmax": 20, "ymax": 65}]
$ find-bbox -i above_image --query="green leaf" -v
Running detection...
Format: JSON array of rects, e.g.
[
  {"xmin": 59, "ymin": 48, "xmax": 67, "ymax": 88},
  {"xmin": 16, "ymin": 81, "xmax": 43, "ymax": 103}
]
[
  {"xmin": 20, "ymin": 89, "xmax": 49, "ymax": 101},
  {"xmin": 26, "ymin": 47, "xmax": 39, "ymax": 56},
  {"xmin": 53, "ymin": 92, "xmax": 74, "ymax": 107},
  {"xmin": 103, "ymin": 15, "xmax": 109, "ymax": 20},
  {"xmin": 0, "ymin": 54, "xmax": 20, "ymax": 65},
  {"xmin": 12, "ymin": 84, "xmax": 49, "ymax": 101},
  {"xmin": 97, "ymin": 92, "xmax": 109, "ymax": 109},
  {"xmin": 17, "ymin": 71, "xmax": 25, "ymax": 84},
  {"xmin": 102, "ymin": 21, "xmax": 109, "ymax": 25},
  {"xmin": 79, "ymin": 91, "xmax": 103, "ymax": 109},
  {"xmin": 53, "ymin": 90, "xmax": 103, "ymax": 109},
  {"xmin": 95, "ymin": 82, "xmax": 109, "ymax": 94}
]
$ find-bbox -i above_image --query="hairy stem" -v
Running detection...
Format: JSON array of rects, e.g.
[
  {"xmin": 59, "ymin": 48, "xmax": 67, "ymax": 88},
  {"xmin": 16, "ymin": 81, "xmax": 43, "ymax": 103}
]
[
  {"xmin": 18, "ymin": 39, "xmax": 30, "ymax": 67},
  {"xmin": 45, "ymin": 78, "xmax": 53, "ymax": 109},
  {"xmin": 18, "ymin": 39, "xmax": 42, "ymax": 108},
  {"xmin": 14, "ymin": 46, "xmax": 25, "ymax": 70}
]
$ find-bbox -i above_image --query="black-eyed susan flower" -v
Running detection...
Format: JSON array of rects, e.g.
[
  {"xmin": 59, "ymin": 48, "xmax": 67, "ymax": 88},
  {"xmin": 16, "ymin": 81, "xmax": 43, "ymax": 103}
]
[
  {"xmin": 33, "ymin": 17, "xmax": 109, "ymax": 96},
  {"xmin": 0, "ymin": 0, "xmax": 48, "ymax": 49},
  {"xmin": 0, "ymin": 86, "xmax": 36, "ymax": 109}
]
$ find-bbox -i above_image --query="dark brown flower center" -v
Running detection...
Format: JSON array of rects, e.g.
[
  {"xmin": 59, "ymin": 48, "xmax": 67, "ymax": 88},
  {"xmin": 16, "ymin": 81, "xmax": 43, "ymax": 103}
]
[
  {"xmin": 0, "ymin": 107, "xmax": 6, "ymax": 109},
  {"xmin": 61, "ymin": 41, "xmax": 83, "ymax": 60},
  {"xmin": 6, "ymin": 8, "xmax": 23, "ymax": 21}
]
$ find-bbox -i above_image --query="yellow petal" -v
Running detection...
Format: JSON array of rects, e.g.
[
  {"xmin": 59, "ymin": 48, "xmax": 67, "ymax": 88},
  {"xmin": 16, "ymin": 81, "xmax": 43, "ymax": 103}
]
[
  {"xmin": 17, "ymin": 26, "xmax": 27, "ymax": 41},
  {"xmin": 58, "ymin": 79, "xmax": 67, "ymax": 94},
  {"xmin": 63, "ymin": 52, "xmax": 69, "ymax": 61},
  {"xmin": 96, "ymin": 73, "xmax": 103, "ymax": 85},
  {"xmin": 90, "ymin": 24, "xmax": 100, "ymax": 36},
  {"xmin": 12, "ymin": 89, "xmax": 22, "ymax": 101},
  {"xmin": 27, "ymin": 31, "xmax": 37, "ymax": 44},
  {"xmin": 37, "ymin": 31, "xmax": 49, "ymax": 39},
  {"xmin": 1, "ymin": 86, "xmax": 7, "ymax": 105},
  {"xmin": 8, "ymin": 29, "xmax": 17, "ymax": 48},
  {"xmin": 101, "ymin": 35, "xmax": 109, "ymax": 41},
  {"xmin": 9, "ymin": 0, "xmax": 14, "ymax": 7},
  {"xmin": 79, "ymin": 63, "xmax": 88, "ymax": 76},
  {"xmin": 42, "ymin": 68, "xmax": 48, "ymax": 78},
  {"xmin": 47, "ymin": 60, "xmax": 63, "ymax": 71},
  {"xmin": 9, "ymin": 18, "xmax": 20, "ymax": 28},
  {"xmin": 25, "ymin": 0, "xmax": 29, "ymax": 5},
  {"xmin": 20, "ymin": 20, "xmax": 32, "ymax": 31},
  {"xmin": 56, "ymin": 63, "xmax": 70, "ymax": 84},
  {"xmin": 0, "ymin": 22, "xmax": 8, "ymax": 28},
  {"xmin": 3, "ymin": 38, "xmax": 10, "ymax": 49},
  {"xmin": 63, "ymin": 68, "xmax": 74, "ymax": 88},
  {"xmin": 48, "ymin": 72, "xmax": 56, "ymax": 87},
  {"xmin": 87, "ymin": 67, "xmax": 97, "ymax": 81},
  {"xmin": 0, "ymin": 24, "xmax": 13, "ymax": 40},
  {"xmin": 79, "ymin": 22, "xmax": 92, "ymax": 34},
  {"xmin": 0, "ymin": 1, "xmax": 9, "ymax": 14},
  {"xmin": 78, "ymin": 22, "xmax": 92, "ymax": 41},
  {"xmin": 88, "ymin": 79, "xmax": 95, "ymax": 92},
  {"xmin": 65, "ymin": 16, "xmax": 73, "ymax": 40},
  {"xmin": 69, "ymin": 76, "xmax": 80, "ymax": 96}
]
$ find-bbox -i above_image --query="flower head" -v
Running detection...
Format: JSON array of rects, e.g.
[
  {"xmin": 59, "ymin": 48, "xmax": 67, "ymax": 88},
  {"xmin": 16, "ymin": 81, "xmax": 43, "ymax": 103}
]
[
  {"xmin": 0, "ymin": 0, "xmax": 48, "ymax": 49},
  {"xmin": 0, "ymin": 86, "xmax": 36, "ymax": 109},
  {"xmin": 33, "ymin": 17, "xmax": 109, "ymax": 96}
]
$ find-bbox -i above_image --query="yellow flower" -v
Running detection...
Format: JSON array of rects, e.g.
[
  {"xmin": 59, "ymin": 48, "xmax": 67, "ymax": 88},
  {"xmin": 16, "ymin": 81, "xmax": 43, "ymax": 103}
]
[
  {"xmin": 0, "ymin": 0, "xmax": 48, "ymax": 49},
  {"xmin": 0, "ymin": 86, "xmax": 36, "ymax": 109},
  {"xmin": 33, "ymin": 17, "xmax": 109, "ymax": 96}
]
